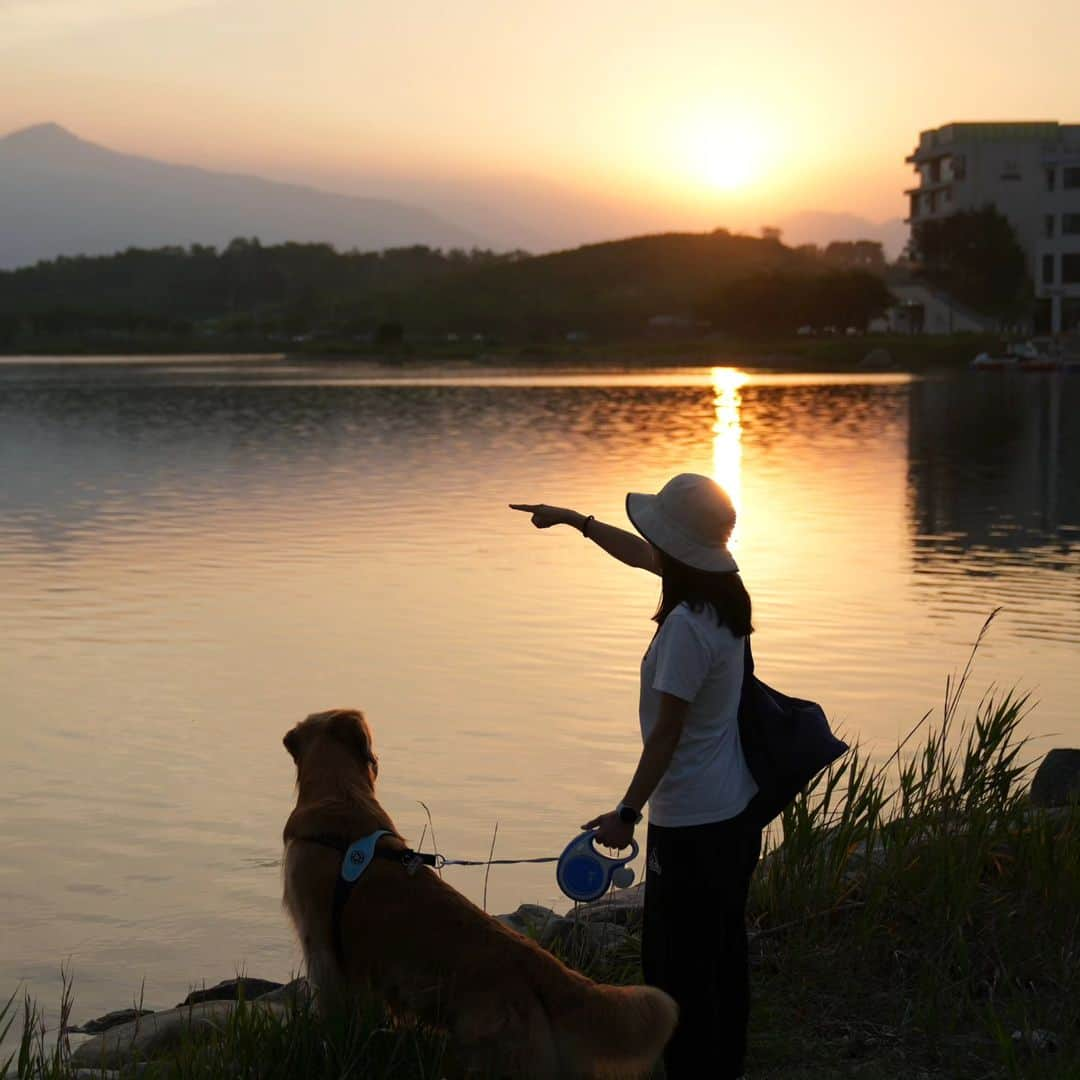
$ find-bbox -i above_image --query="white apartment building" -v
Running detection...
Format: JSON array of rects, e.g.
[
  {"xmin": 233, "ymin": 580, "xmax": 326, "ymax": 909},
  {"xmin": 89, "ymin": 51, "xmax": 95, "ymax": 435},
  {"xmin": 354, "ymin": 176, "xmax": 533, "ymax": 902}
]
[{"xmin": 906, "ymin": 121, "xmax": 1080, "ymax": 334}]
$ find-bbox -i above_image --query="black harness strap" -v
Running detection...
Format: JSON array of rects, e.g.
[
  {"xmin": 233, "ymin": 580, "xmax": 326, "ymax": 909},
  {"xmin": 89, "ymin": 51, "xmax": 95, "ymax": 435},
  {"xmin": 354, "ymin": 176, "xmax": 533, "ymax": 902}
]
[{"xmin": 299, "ymin": 833, "xmax": 440, "ymax": 968}]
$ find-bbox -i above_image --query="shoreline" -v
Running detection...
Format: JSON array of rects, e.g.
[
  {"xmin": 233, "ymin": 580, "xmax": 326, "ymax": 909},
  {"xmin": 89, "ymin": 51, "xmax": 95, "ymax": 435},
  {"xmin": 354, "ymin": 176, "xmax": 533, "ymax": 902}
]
[{"xmin": 0, "ymin": 333, "xmax": 1004, "ymax": 374}]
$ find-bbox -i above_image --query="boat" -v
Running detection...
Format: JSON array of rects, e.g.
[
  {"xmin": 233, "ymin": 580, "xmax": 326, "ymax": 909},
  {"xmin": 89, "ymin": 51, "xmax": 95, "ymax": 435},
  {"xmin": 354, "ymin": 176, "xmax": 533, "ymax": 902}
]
[
  {"xmin": 970, "ymin": 351, "xmax": 1018, "ymax": 371},
  {"xmin": 1014, "ymin": 339, "xmax": 1063, "ymax": 372},
  {"xmin": 970, "ymin": 339, "xmax": 1065, "ymax": 372}
]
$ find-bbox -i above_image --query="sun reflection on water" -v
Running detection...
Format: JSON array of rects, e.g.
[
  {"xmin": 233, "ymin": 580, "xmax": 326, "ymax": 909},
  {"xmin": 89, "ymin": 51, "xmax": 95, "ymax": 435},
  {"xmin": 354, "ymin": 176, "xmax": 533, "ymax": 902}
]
[{"xmin": 711, "ymin": 366, "xmax": 747, "ymax": 551}]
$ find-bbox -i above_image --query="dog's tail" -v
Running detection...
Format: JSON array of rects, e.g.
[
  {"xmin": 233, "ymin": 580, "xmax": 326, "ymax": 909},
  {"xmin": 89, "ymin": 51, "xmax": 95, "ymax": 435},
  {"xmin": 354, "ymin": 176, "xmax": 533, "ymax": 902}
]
[{"xmin": 547, "ymin": 979, "xmax": 678, "ymax": 1078}]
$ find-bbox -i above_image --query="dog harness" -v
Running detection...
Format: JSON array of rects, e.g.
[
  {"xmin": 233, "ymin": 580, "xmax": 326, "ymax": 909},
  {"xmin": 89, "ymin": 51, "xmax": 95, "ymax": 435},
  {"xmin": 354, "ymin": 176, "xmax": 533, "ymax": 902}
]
[
  {"xmin": 300, "ymin": 830, "xmax": 444, "ymax": 967},
  {"xmin": 298, "ymin": 829, "xmax": 612, "ymax": 966}
]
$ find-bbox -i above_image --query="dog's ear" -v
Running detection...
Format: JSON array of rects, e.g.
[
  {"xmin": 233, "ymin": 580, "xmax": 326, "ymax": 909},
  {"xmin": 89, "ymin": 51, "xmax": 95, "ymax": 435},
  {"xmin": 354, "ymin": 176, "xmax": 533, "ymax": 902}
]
[
  {"xmin": 283, "ymin": 725, "xmax": 305, "ymax": 763},
  {"xmin": 327, "ymin": 710, "xmax": 378, "ymax": 775}
]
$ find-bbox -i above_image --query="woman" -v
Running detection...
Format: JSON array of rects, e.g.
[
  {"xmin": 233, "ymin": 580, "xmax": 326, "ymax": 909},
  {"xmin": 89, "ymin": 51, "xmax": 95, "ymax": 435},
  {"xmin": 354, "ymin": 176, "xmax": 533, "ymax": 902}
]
[{"xmin": 510, "ymin": 472, "xmax": 761, "ymax": 1080}]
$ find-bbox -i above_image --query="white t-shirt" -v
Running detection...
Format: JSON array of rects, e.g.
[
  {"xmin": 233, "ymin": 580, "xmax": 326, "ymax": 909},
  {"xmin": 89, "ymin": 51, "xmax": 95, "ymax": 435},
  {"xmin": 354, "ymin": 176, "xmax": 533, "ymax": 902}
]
[{"xmin": 639, "ymin": 602, "xmax": 759, "ymax": 827}]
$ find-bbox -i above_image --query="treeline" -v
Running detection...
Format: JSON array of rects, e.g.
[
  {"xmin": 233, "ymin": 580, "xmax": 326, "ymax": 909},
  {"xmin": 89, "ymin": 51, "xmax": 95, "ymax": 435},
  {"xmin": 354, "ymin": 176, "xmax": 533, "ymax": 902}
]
[
  {"xmin": 701, "ymin": 269, "xmax": 893, "ymax": 336},
  {"xmin": 0, "ymin": 231, "xmax": 894, "ymax": 348},
  {"xmin": 911, "ymin": 207, "xmax": 1029, "ymax": 317}
]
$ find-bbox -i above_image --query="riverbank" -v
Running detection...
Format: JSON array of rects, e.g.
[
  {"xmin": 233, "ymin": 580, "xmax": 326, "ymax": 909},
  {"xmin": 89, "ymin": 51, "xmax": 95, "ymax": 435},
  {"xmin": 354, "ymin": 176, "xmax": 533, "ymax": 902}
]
[
  {"xmin": 0, "ymin": 333, "xmax": 1001, "ymax": 373},
  {"xmin": 9, "ymin": 664, "xmax": 1080, "ymax": 1079}
]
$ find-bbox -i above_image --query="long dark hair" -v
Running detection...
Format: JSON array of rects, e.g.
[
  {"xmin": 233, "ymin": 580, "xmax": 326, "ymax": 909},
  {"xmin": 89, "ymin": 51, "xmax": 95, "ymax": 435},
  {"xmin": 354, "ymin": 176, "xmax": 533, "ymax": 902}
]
[{"xmin": 653, "ymin": 549, "xmax": 753, "ymax": 638}]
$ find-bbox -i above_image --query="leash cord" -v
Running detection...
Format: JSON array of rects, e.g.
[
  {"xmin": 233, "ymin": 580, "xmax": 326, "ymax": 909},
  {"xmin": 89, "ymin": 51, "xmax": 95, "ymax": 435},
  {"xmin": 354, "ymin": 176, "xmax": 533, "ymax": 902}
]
[
  {"xmin": 439, "ymin": 856, "xmax": 560, "ymax": 867},
  {"xmin": 297, "ymin": 834, "xmax": 561, "ymax": 871}
]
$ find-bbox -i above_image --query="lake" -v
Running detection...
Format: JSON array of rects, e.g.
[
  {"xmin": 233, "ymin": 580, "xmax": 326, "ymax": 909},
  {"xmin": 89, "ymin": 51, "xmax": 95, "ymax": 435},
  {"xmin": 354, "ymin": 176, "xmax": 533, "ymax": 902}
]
[{"xmin": 2, "ymin": 356, "xmax": 1078, "ymax": 1028}]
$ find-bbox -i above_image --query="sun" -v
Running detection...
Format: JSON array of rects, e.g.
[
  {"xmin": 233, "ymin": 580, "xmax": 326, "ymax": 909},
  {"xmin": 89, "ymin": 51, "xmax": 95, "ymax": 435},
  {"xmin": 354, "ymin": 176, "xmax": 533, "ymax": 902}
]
[{"xmin": 682, "ymin": 114, "xmax": 768, "ymax": 193}]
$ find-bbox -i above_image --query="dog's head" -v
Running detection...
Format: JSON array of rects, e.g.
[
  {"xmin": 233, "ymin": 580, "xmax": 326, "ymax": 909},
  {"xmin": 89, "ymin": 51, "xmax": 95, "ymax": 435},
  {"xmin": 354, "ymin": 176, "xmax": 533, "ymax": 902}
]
[{"xmin": 283, "ymin": 709, "xmax": 379, "ymax": 784}]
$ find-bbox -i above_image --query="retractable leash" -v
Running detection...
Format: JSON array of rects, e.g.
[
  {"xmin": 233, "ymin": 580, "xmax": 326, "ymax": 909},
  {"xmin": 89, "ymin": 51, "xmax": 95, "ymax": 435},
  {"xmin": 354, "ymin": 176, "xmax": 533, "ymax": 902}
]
[{"xmin": 555, "ymin": 831, "xmax": 638, "ymax": 901}]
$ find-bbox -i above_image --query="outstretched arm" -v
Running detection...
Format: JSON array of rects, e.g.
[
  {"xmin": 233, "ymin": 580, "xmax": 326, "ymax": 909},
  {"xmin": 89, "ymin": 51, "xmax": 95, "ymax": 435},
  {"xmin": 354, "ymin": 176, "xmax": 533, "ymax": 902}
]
[{"xmin": 508, "ymin": 503, "xmax": 659, "ymax": 573}]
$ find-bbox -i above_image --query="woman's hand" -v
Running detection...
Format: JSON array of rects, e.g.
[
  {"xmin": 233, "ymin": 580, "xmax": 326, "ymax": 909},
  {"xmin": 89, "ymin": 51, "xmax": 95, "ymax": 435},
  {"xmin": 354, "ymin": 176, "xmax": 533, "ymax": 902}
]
[
  {"xmin": 508, "ymin": 503, "xmax": 581, "ymax": 530},
  {"xmin": 581, "ymin": 811, "xmax": 635, "ymax": 851}
]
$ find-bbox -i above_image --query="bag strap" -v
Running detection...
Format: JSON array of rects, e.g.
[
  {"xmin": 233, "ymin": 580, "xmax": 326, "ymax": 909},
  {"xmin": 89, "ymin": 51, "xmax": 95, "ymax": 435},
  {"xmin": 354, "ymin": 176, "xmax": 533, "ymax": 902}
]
[{"xmin": 743, "ymin": 633, "xmax": 756, "ymax": 679}]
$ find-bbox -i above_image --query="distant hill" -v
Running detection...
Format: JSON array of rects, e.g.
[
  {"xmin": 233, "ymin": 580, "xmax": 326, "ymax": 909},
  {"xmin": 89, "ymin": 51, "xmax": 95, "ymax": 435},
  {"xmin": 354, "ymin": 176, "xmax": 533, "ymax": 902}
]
[
  {"xmin": 0, "ymin": 228, "xmax": 894, "ymax": 347},
  {"xmin": 0, "ymin": 123, "xmax": 477, "ymax": 269},
  {"xmin": 400, "ymin": 229, "xmax": 811, "ymax": 332},
  {"xmin": 778, "ymin": 211, "xmax": 908, "ymax": 260}
]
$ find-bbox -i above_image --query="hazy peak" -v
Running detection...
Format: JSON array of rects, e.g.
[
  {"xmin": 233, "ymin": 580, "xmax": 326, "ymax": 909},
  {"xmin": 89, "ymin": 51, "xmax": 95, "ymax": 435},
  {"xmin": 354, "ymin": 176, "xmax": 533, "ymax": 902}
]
[
  {"xmin": 2, "ymin": 122, "xmax": 82, "ymax": 146},
  {"xmin": 0, "ymin": 122, "xmax": 479, "ymax": 268}
]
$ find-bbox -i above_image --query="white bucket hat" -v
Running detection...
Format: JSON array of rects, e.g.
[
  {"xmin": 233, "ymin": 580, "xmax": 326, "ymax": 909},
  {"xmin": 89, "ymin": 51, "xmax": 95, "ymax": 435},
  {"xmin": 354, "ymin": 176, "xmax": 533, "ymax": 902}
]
[{"xmin": 626, "ymin": 473, "xmax": 739, "ymax": 574}]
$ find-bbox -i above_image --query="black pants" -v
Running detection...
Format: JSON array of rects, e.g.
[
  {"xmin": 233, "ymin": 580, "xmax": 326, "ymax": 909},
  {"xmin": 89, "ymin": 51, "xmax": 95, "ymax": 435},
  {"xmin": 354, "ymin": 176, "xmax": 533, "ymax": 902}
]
[{"xmin": 642, "ymin": 817, "xmax": 762, "ymax": 1080}]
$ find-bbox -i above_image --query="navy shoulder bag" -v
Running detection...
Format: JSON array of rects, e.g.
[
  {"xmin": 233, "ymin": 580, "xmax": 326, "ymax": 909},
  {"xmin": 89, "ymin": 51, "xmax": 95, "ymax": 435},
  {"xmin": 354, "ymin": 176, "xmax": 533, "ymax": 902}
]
[{"xmin": 736, "ymin": 636, "xmax": 849, "ymax": 828}]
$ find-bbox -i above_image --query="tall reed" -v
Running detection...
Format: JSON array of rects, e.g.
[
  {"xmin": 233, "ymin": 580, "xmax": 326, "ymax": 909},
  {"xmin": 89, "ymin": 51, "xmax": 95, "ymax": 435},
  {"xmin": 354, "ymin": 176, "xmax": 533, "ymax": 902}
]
[{"xmin": 751, "ymin": 611, "xmax": 1080, "ymax": 1070}]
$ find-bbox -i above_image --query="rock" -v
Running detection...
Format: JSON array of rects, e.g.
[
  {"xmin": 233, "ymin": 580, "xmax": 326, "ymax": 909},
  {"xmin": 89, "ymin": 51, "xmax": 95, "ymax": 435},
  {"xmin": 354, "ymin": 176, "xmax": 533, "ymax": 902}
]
[
  {"xmin": 1030, "ymin": 749, "xmax": 1080, "ymax": 808},
  {"xmin": 496, "ymin": 904, "xmax": 565, "ymax": 942},
  {"xmin": 1011, "ymin": 1028, "xmax": 1058, "ymax": 1054},
  {"xmin": 73, "ymin": 1068, "xmax": 157, "ymax": 1079},
  {"xmin": 69, "ymin": 999, "xmax": 286, "ymax": 1070},
  {"xmin": 573, "ymin": 921, "xmax": 632, "ymax": 957},
  {"xmin": 495, "ymin": 903, "xmax": 632, "ymax": 958},
  {"xmin": 178, "ymin": 976, "xmax": 284, "ymax": 1007},
  {"xmin": 573, "ymin": 882, "xmax": 646, "ymax": 926},
  {"xmin": 250, "ymin": 976, "xmax": 311, "ymax": 1006},
  {"xmin": 67, "ymin": 1008, "xmax": 154, "ymax": 1035}
]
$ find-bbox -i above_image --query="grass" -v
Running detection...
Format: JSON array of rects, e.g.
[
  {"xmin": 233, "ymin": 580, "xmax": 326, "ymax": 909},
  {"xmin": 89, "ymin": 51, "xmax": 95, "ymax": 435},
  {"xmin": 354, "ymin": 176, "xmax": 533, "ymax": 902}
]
[
  {"xmin": 5, "ymin": 614, "xmax": 1078, "ymax": 1078},
  {"xmin": 747, "ymin": 613, "xmax": 1080, "ymax": 1078}
]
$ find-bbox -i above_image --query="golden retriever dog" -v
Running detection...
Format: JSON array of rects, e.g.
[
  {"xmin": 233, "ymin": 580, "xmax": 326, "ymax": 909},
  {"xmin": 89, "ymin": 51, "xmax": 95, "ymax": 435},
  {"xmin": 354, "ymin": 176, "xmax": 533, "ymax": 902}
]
[{"xmin": 282, "ymin": 708, "xmax": 677, "ymax": 1079}]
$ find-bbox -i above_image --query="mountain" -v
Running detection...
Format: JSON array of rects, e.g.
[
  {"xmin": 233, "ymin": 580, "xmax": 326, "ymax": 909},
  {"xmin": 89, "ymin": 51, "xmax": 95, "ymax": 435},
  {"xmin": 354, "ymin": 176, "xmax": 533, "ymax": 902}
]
[
  {"xmin": 777, "ymin": 210, "xmax": 909, "ymax": 259},
  {"xmin": 0, "ymin": 123, "xmax": 478, "ymax": 269}
]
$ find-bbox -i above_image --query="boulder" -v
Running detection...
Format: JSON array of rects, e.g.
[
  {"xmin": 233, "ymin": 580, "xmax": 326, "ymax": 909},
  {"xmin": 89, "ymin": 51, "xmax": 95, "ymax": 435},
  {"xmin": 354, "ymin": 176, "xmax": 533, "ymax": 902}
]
[
  {"xmin": 1030, "ymin": 749, "xmax": 1080, "ymax": 808},
  {"xmin": 178, "ymin": 976, "xmax": 283, "ymax": 1007},
  {"xmin": 496, "ymin": 904, "xmax": 564, "ymax": 942},
  {"xmin": 67, "ymin": 1008, "xmax": 154, "ymax": 1035},
  {"xmin": 69, "ymin": 1000, "xmax": 286, "ymax": 1070},
  {"xmin": 573, "ymin": 882, "xmax": 646, "ymax": 926},
  {"xmin": 495, "ymin": 904, "xmax": 632, "ymax": 958},
  {"xmin": 1011, "ymin": 1028, "xmax": 1059, "ymax": 1054},
  {"xmin": 250, "ymin": 976, "xmax": 311, "ymax": 1006}
]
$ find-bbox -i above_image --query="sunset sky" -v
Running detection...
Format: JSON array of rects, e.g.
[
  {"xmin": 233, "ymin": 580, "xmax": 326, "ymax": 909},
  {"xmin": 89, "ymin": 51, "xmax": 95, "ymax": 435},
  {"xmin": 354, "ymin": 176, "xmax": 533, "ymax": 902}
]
[{"xmin": 2, "ymin": 0, "xmax": 1077, "ymax": 249}]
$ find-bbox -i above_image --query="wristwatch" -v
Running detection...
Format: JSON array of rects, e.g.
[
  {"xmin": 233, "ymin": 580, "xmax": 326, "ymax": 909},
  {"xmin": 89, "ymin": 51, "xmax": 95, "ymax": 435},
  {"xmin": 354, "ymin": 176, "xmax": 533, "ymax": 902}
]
[{"xmin": 616, "ymin": 802, "xmax": 643, "ymax": 825}]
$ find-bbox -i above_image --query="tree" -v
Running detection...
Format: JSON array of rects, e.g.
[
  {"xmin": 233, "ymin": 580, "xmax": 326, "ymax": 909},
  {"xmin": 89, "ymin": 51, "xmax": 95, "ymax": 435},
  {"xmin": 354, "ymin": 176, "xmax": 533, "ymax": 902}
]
[
  {"xmin": 701, "ymin": 269, "xmax": 892, "ymax": 336},
  {"xmin": 823, "ymin": 240, "xmax": 885, "ymax": 272},
  {"xmin": 911, "ymin": 206, "xmax": 1029, "ymax": 317}
]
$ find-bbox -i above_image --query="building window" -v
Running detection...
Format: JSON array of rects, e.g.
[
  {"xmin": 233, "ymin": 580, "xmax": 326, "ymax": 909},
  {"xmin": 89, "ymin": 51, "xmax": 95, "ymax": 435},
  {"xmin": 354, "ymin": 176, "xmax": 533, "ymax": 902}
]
[
  {"xmin": 1043, "ymin": 254, "xmax": 1056, "ymax": 285},
  {"xmin": 1001, "ymin": 160, "xmax": 1021, "ymax": 180},
  {"xmin": 1045, "ymin": 214, "xmax": 1056, "ymax": 238},
  {"xmin": 1064, "ymin": 214, "xmax": 1080, "ymax": 235},
  {"xmin": 1063, "ymin": 254, "xmax": 1080, "ymax": 285},
  {"xmin": 1046, "ymin": 167, "xmax": 1057, "ymax": 191},
  {"xmin": 952, "ymin": 154, "xmax": 966, "ymax": 180},
  {"xmin": 1065, "ymin": 167, "xmax": 1080, "ymax": 189}
]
